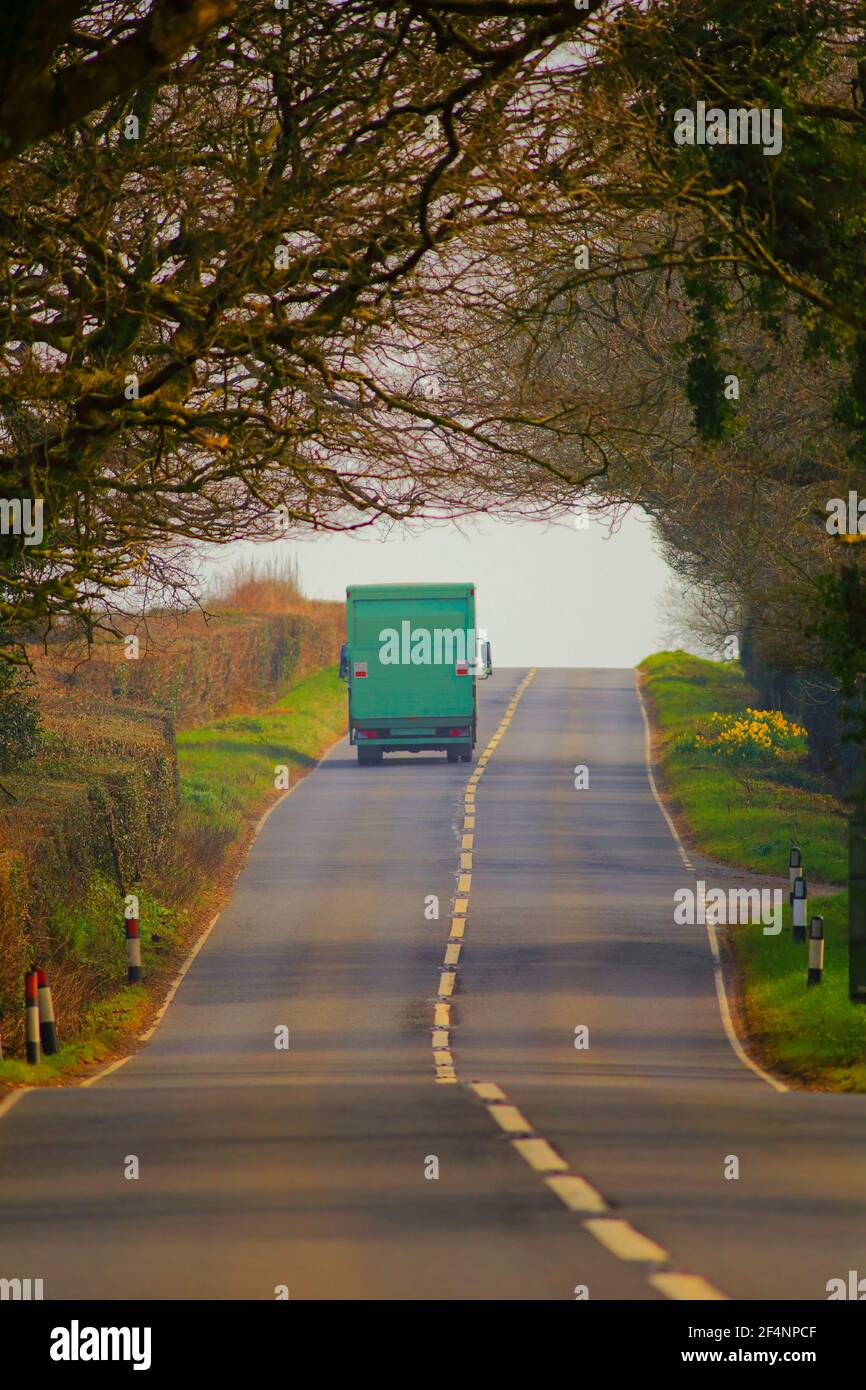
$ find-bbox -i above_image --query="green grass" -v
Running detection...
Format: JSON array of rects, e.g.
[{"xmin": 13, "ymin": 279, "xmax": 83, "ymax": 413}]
[
  {"xmin": 0, "ymin": 666, "xmax": 346, "ymax": 1087},
  {"xmin": 0, "ymin": 987, "xmax": 150, "ymax": 1085},
  {"xmin": 176, "ymin": 665, "xmax": 344, "ymax": 824},
  {"xmin": 737, "ymin": 892, "xmax": 866, "ymax": 1088},
  {"xmin": 49, "ymin": 873, "xmax": 183, "ymax": 983},
  {"xmin": 640, "ymin": 650, "xmax": 846, "ymax": 883},
  {"xmin": 639, "ymin": 650, "xmax": 863, "ymax": 1089}
]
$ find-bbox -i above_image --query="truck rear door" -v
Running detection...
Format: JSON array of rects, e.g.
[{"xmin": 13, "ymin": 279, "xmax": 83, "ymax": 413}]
[{"xmin": 350, "ymin": 595, "xmax": 474, "ymax": 720}]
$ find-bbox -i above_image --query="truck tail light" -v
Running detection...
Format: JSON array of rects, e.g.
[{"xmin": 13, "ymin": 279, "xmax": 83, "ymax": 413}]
[
  {"xmin": 456, "ymin": 662, "xmax": 469, "ymax": 676},
  {"xmin": 353, "ymin": 661, "xmax": 367, "ymax": 678},
  {"xmin": 357, "ymin": 730, "xmax": 377, "ymax": 739},
  {"xmin": 449, "ymin": 727, "xmax": 468, "ymax": 737}
]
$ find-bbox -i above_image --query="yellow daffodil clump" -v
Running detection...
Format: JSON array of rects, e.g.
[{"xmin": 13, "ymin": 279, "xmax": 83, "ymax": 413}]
[{"xmin": 690, "ymin": 708, "xmax": 808, "ymax": 764}]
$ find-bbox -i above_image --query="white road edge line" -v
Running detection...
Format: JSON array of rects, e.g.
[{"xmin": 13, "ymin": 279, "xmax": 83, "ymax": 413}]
[
  {"xmin": 0, "ymin": 1088, "xmax": 29, "ymax": 1119},
  {"xmin": 82, "ymin": 730, "xmax": 349, "ymax": 1086},
  {"xmin": 460, "ymin": 672, "xmax": 731, "ymax": 1302},
  {"xmin": 0, "ymin": 730, "xmax": 349, "ymax": 1108},
  {"xmin": 635, "ymin": 677, "xmax": 787, "ymax": 1095}
]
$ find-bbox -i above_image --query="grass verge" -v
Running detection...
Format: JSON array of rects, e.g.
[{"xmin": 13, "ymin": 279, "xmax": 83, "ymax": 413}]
[
  {"xmin": 639, "ymin": 650, "xmax": 846, "ymax": 882},
  {"xmin": 639, "ymin": 650, "xmax": 865, "ymax": 1091},
  {"xmin": 0, "ymin": 666, "xmax": 346, "ymax": 1088}
]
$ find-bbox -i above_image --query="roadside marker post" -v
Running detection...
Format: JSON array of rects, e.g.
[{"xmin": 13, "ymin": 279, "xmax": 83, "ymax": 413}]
[
  {"xmin": 788, "ymin": 846, "xmax": 802, "ymax": 901},
  {"xmin": 791, "ymin": 876, "xmax": 807, "ymax": 944},
  {"xmin": 36, "ymin": 967, "xmax": 58, "ymax": 1054},
  {"xmin": 807, "ymin": 916, "xmax": 825, "ymax": 988},
  {"xmin": 24, "ymin": 970, "xmax": 40, "ymax": 1065},
  {"xmin": 125, "ymin": 915, "xmax": 142, "ymax": 984}
]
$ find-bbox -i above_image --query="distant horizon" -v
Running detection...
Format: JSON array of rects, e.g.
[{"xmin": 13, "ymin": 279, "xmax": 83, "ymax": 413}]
[{"xmin": 201, "ymin": 508, "xmax": 679, "ymax": 669}]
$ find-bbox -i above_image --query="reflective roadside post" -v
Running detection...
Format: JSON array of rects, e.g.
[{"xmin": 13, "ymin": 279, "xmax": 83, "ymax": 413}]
[
  {"xmin": 36, "ymin": 967, "xmax": 58, "ymax": 1054},
  {"xmin": 789, "ymin": 846, "xmax": 802, "ymax": 901},
  {"xmin": 850, "ymin": 812, "xmax": 866, "ymax": 1002},
  {"xmin": 791, "ymin": 876, "xmax": 807, "ymax": 945},
  {"xmin": 807, "ymin": 916, "xmax": 825, "ymax": 988},
  {"xmin": 24, "ymin": 970, "xmax": 40, "ymax": 1065}
]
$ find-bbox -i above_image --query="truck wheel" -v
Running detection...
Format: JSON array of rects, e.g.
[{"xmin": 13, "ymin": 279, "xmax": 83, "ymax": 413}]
[
  {"xmin": 446, "ymin": 747, "xmax": 460, "ymax": 763},
  {"xmin": 358, "ymin": 747, "xmax": 382, "ymax": 765},
  {"xmin": 458, "ymin": 744, "xmax": 473, "ymax": 763}
]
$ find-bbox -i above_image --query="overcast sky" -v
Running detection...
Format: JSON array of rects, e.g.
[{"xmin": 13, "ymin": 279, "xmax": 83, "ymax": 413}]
[{"xmin": 204, "ymin": 506, "xmax": 674, "ymax": 669}]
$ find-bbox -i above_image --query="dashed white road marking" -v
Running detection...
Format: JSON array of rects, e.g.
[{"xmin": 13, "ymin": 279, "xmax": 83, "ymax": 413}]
[
  {"xmin": 438, "ymin": 971, "xmax": 455, "ymax": 998},
  {"xmin": 650, "ymin": 1271, "xmax": 730, "ymax": 1301},
  {"xmin": 545, "ymin": 1174, "xmax": 608, "ymax": 1215},
  {"xmin": 511, "ymin": 1135, "xmax": 569, "ymax": 1174},
  {"xmin": 429, "ymin": 668, "xmax": 730, "ymax": 1301},
  {"xmin": 470, "ymin": 1081, "xmax": 506, "ymax": 1101},
  {"xmin": 488, "ymin": 1103, "xmax": 532, "ymax": 1134},
  {"xmin": 584, "ymin": 1217, "xmax": 669, "ymax": 1264}
]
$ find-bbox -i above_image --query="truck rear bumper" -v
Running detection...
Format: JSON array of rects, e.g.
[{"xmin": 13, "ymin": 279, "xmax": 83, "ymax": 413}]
[{"xmin": 351, "ymin": 720, "xmax": 475, "ymax": 752}]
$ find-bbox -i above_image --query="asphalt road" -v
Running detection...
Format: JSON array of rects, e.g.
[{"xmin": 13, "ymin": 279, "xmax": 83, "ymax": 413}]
[{"xmin": 2, "ymin": 668, "xmax": 866, "ymax": 1300}]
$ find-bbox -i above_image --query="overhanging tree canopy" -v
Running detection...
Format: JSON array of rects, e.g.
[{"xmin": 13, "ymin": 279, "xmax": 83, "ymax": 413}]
[{"xmin": 0, "ymin": 0, "xmax": 608, "ymax": 646}]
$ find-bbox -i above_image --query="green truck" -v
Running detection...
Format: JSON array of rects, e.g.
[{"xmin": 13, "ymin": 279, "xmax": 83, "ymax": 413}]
[{"xmin": 339, "ymin": 582, "xmax": 492, "ymax": 765}]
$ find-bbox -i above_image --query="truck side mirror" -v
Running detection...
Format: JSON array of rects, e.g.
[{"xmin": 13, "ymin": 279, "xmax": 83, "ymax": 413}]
[
  {"xmin": 339, "ymin": 643, "xmax": 349, "ymax": 681},
  {"xmin": 482, "ymin": 640, "xmax": 492, "ymax": 677}
]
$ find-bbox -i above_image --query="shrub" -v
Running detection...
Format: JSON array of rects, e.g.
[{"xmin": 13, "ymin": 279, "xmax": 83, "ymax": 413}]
[{"xmin": 0, "ymin": 661, "xmax": 40, "ymax": 773}]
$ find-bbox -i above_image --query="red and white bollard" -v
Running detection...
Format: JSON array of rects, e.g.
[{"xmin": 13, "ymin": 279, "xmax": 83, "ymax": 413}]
[
  {"xmin": 36, "ymin": 967, "xmax": 58, "ymax": 1055},
  {"xmin": 24, "ymin": 970, "xmax": 40, "ymax": 1065},
  {"xmin": 125, "ymin": 916, "xmax": 142, "ymax": 983}
]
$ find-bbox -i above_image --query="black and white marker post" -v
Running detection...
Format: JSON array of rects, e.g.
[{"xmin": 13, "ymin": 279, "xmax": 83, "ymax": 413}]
[
  {"xmin": 789, "ymin": 845, "xmax": 802, "ymax": 900},
  {"xmin": 24, "ymin": 969, "xmax": 40, "ymax": 1065},
  {"xmin": 125, "ymin": 913, "xmax": 142, "ymax": 983},
  {"xmin": 36, "ymin": 966, "xmax": 58, "ymax": 1054},
  {"xmin": 791, "ymin": 876, "xmax": 808, "ymax": 944},
  {"xmin": 808, "ymin": 915, "xmax": 825, "ymax": 987}
]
